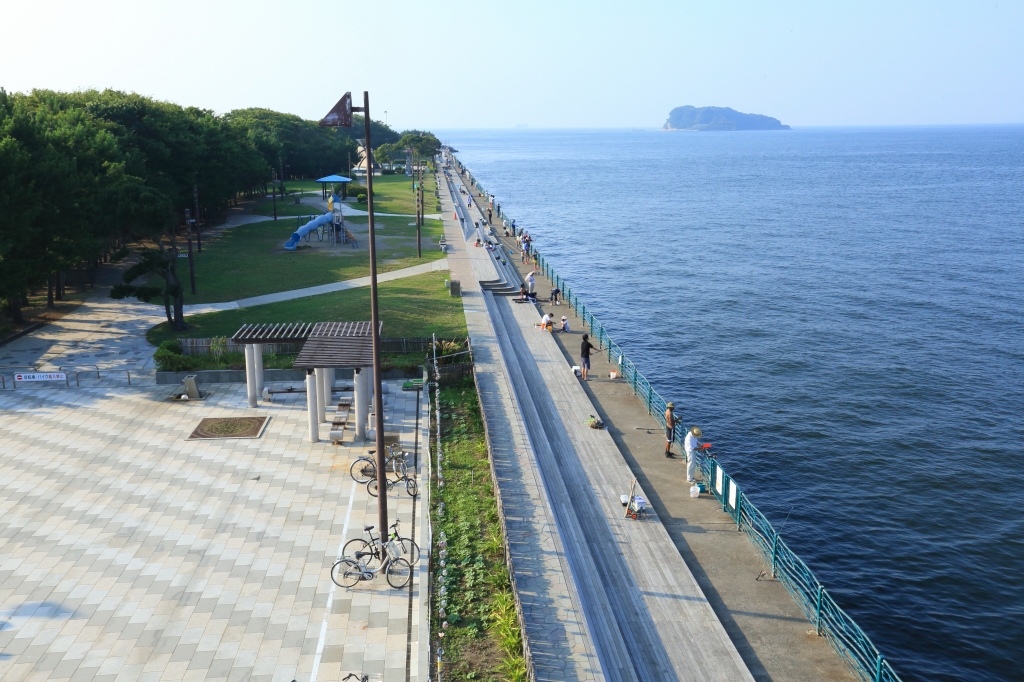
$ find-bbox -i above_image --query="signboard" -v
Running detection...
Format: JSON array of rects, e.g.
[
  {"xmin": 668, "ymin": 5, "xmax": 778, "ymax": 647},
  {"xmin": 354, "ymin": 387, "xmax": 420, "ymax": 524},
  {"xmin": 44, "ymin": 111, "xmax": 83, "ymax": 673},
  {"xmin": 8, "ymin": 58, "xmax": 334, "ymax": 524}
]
[
  {"xmin": 14, "ymin": 372, "xmax": 66, "ymax": 382},
  {"xmin": 178, "ymin": 253, "xmax": 190, "ymax": 258},
  {"xmin": 319, "ymin": 92, "xmax": 353, "ymax": 128}
]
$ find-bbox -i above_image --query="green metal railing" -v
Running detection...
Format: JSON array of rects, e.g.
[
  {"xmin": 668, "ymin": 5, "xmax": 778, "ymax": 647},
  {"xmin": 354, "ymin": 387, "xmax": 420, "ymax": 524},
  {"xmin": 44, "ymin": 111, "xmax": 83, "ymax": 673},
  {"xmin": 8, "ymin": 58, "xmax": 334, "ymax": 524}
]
[{"xmin": 454, "ymin": 156, "xmax": 904, "ymax": 682}]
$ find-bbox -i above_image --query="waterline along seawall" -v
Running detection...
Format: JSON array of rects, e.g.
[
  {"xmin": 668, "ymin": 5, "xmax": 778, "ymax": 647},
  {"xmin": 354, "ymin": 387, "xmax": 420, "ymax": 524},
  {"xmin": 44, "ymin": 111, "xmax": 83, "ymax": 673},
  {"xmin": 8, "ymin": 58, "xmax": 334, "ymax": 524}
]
[{"xmin": 450, "ymin": 152, "xmax": 904, "ymax": 682}]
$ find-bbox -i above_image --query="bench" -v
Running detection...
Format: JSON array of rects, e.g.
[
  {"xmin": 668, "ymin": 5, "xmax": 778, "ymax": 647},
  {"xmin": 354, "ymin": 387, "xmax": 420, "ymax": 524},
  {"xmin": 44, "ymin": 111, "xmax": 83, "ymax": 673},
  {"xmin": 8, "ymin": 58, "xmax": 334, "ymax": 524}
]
[{"xmin": 328, "ymin": 400, "xmax": 353, "ymax": 444}]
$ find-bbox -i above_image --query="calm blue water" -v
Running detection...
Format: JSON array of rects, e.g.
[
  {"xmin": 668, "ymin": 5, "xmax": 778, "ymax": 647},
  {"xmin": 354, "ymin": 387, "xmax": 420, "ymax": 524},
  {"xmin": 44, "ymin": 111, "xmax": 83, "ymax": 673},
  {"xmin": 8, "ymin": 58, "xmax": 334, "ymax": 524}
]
[{"xmin": 439, "ymin": 127, "xmax": 1024, "ymax": 681}]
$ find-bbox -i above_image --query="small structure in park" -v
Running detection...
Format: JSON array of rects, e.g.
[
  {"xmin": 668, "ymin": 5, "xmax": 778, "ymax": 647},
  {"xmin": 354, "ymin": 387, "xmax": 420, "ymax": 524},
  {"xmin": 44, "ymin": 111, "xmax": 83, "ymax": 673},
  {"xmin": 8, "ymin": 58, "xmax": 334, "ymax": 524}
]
[{"xmin": 231, "ymin": 322, "xmax": 381, "ymax": 443}]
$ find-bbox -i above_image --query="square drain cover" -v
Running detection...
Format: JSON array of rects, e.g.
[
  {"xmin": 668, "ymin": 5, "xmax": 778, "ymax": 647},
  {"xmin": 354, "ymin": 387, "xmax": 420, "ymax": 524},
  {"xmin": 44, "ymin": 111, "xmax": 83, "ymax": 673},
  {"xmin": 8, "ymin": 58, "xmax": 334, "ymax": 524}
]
[{"xmin": 189, "ymin": 416, "xmax": 269, "ymax": 440}]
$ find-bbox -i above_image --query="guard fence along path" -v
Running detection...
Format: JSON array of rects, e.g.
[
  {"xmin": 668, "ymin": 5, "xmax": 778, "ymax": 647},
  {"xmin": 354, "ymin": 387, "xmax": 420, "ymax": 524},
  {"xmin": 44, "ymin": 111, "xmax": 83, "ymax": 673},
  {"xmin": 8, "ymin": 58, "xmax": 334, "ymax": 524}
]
[{"xmin": 453, "ymin": 151, "xmax": 904, "ymax": 682}]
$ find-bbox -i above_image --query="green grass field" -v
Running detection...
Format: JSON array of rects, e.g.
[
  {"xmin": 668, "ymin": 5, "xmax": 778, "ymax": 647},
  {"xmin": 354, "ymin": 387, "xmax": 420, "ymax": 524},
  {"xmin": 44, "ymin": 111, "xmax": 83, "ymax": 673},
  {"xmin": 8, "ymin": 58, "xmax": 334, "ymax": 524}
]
[
  {"xmin": 170, "ymin": 215, "xmax": 444, "ymax": 304},
  {"xmin": 147, "ymin": 271, "xmax": 465, "ymax": 346},
  {"xmin": 349, "ymin": 173, "xmax": 438, "ymax": 214}
]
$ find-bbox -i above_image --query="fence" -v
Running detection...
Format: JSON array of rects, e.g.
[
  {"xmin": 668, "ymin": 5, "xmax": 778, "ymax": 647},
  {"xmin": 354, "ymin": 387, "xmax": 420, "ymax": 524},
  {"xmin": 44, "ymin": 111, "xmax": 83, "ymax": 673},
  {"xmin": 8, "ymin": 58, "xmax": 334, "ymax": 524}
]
[
  {"xmin": 178, "ymin": 336, "xmax": 468, "ymax": 357},
  {"xmin": 451, "ymin": 153, "xmax": 903, "ymax": 682}
]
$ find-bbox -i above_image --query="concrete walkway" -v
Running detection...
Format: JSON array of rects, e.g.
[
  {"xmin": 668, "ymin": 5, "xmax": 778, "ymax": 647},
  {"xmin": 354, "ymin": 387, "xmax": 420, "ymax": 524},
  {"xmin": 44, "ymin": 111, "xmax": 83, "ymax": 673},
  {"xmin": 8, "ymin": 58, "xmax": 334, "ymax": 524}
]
[
  {"xmin": 183, "ymin": 259, "xmax": 450, "ymax": 315},
  {"xmin": 440, "ymin": 164, "xmax": 755, "ymax": 681}
]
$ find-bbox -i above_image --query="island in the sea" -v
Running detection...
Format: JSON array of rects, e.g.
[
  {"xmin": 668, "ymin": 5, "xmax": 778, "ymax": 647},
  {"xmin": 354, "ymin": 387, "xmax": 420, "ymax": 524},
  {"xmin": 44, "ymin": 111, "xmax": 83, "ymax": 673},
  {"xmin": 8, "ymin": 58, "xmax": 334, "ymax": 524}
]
[{"xmin": 663, "ymin": 106, "xmax": 790, "ymax": 131}]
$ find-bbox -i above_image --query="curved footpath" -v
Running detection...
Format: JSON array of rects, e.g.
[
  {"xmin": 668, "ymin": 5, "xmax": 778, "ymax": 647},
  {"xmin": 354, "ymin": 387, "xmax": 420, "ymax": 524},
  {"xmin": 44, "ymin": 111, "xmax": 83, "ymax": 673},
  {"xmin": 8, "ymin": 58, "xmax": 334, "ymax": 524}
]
[{"xmin": 441, "ymin": 174, "xmax": 755, "ymax": 681}]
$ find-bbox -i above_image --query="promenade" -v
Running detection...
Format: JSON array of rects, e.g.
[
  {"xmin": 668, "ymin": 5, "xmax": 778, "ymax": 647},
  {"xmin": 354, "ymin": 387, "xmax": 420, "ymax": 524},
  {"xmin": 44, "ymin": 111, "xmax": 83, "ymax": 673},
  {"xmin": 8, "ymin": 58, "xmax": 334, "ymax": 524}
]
[{"xmin": 439, "ymin": 167, "xmax": 755, "ymax": 681}]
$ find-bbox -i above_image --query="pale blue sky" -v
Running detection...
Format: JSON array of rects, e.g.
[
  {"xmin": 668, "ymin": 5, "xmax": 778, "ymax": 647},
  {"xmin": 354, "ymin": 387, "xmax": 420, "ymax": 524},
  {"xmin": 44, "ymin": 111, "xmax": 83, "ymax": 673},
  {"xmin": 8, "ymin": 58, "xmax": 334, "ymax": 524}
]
[{"xmin": 2, "ymin": 0, "xmax": 1022, "ymax": 129}]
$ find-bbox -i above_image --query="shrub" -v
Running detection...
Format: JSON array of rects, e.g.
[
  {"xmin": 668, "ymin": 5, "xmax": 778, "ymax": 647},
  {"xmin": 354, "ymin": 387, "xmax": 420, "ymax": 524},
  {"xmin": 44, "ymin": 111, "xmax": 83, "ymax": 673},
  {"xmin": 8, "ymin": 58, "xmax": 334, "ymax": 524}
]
[
  {"xmin": 158, "ymin": 339, "xmax": 182, "ymax": 354},
  {"xmin": 357, "ymin": 193, "xmax": 367, "ymax": 203},
  {"xmin": 154, "ymin": 348, "xmax": 195, "ymax": 372}
]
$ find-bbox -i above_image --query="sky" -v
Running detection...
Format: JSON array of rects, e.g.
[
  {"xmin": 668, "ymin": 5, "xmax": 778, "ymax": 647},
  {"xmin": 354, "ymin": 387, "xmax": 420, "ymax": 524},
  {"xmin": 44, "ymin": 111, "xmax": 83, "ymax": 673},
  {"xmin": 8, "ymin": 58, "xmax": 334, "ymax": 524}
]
[{"xmin": 2, "ymin": 0, "xmax": 1023, "ymax": 130}]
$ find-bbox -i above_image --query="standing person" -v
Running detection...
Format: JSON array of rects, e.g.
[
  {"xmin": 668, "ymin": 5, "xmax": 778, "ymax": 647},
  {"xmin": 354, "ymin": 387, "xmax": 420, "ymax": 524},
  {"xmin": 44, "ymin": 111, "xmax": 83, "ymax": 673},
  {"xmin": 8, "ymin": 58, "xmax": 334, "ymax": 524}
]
[
  {"xmin": 579, "ymin": 334, "xmax": 596, "ymax": 380},
  {"xmin": 526, "ymin": 270, "xmax": 536, "ymax": 294},
  {"xmin": 664, "ymin": 403, "xmax": 680, "ymax": 458},
  {"xmin": 487, "ymin": 208, "xmax": 493, "ymax": 224},
  {"xmin": 684, "ymin": 426, "xmax": 703, "ymax": 483}
]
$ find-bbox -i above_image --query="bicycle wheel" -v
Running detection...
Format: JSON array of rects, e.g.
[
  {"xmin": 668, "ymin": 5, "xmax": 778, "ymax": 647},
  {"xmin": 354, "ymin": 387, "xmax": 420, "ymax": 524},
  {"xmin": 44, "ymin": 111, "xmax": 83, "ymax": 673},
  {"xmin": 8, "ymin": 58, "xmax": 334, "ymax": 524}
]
[
  {"xmin": 350, "ymin": 458, "xmax": 376, "ymax": 484},
  {"xmin": 395, "ymin": 457, "xmax": 408, "ymax": 479},
  {"xmin": 386, "ymin": 558, "xmax": 413, "ymax": 589},
  {"xmin": 367, "ymin": 478, "xmax": 379, "ymax": 498},
  {"xmin": 395, "ymin": 537, "xmax": 421, "ymax": 565},
  {"xmin": 404, "ymin": 477, "xmax": 419, "ymax": 498},
  {"xmin": 331, "ymin": 559, "xmax": 362, "ymax": 588},
  {"xmin": 342, "ymin": 539, "xmax": 379, "ymax": 568}
]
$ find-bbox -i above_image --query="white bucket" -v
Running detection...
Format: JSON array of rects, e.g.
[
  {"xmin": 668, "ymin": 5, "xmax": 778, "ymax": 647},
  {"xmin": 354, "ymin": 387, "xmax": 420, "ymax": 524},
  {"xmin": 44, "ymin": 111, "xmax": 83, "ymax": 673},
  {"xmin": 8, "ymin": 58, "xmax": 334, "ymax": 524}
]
[
  {"xmin": 689, "ymin": 485, "xmax": 700, "ymax": 498},
  {"xmin": 609, "ymin": 370, "xmax": 618, "ymax": 379}
]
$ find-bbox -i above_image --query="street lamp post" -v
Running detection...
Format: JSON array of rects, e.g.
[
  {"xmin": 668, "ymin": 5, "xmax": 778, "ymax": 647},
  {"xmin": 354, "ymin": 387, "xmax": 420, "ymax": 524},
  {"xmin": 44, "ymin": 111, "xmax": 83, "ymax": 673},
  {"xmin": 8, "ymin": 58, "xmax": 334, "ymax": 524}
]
[{"xmin": 320, "ymin": 91, "xmax": 389, "ymax": 537}]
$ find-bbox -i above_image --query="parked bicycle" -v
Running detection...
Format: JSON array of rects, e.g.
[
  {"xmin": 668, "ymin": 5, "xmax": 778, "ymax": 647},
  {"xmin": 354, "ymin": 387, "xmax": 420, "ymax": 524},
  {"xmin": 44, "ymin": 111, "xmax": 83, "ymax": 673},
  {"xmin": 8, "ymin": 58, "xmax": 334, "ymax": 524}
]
[
  {"xmin": 350, "ymin": 444, "xmax": 407, "ymax": 484},
  {"xmin": 343, "ymin": 519, "xmax": 420, "ymax": 567},
  {"xmin": 332, "ymin": 538, "xmax": 412, "ymax": 589},
  {"xmin": 368, "ymin": 472, "xmax": 418, "ymax": 498},
  {"xmin": 342, "ymin": 673, "xmax": 381, "ymax": 682}
]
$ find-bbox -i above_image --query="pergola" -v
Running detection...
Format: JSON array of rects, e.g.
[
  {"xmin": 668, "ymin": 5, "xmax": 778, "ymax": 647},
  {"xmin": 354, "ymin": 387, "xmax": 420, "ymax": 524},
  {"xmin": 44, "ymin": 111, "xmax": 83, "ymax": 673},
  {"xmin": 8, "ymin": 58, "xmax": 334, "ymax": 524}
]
[{"xmin": 232, "ymin": 321, "xmax": 379, "ymax": 443}]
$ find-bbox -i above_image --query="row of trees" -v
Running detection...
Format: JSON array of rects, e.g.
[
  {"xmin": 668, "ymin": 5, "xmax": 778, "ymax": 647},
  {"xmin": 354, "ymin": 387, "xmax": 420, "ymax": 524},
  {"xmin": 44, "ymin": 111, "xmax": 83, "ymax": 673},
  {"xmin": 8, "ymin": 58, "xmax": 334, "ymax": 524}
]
[
  {"xmin": 374, "ymin": 130, "xmax": 442, "ymax": 168},
  {"xmin": 0, "ymin": 89, "xmax": 405, "ymax": 331}
]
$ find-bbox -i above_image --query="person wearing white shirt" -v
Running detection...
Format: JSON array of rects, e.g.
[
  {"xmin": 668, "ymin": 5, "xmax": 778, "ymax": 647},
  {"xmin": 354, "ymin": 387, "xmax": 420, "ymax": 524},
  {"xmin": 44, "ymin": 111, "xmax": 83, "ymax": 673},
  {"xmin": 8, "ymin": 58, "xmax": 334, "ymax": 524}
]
[
  {"xmin": 684, "ymin": 426, "xmax": 703, "ymax": 484},
  {"xmin": 540, "ymin": 313, "xmax": 552, "ymax": 330},
  {"xmin": 526, "ymin": 271, "xmax": 536, "ymax": 294}
]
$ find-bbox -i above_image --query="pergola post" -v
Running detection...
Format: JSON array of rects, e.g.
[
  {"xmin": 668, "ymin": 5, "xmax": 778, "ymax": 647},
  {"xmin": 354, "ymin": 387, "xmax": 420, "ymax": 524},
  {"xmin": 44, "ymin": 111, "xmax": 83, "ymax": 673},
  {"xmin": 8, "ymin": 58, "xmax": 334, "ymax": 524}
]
[
  {"xmin": 306, "ymin": 370, "xmax": 320, "ymax": 442},
  {"xmin": 322, "ymin": 368, "xmax": 335, "ymax": 414},
  {"xmin": 315, "ymin": 368, "xmax": 328, "ymax": 423},
  {"xmin": 354, "ymin": 367, "xmax": 368, "ymax": 441},
  {"xmin": 253, "ymin": 344, "xmax": 264, "ymax": 398},
  {"xmin": 244, "ymin": 345, "xmax": 258, "ymax": 408}
]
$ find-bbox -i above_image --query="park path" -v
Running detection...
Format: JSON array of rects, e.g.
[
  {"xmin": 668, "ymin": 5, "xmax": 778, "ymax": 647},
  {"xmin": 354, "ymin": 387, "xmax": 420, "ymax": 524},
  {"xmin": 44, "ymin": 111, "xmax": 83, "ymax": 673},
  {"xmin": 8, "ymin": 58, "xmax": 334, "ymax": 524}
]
[
  {"xmin": 438, "ymin": 160, "xmax": 756, "ymax": 681},
  {"xmin": 183, "ymin": 258, "xmax": 450, "ymax": 315}
]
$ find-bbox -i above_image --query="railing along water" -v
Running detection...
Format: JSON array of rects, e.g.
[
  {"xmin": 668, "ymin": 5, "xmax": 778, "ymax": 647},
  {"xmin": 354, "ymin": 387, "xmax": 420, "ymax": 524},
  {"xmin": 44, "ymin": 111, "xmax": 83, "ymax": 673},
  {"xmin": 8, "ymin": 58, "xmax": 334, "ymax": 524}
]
[{"xmin": 448, "ymin": 152, "xmax": 903, "ymax": 682}]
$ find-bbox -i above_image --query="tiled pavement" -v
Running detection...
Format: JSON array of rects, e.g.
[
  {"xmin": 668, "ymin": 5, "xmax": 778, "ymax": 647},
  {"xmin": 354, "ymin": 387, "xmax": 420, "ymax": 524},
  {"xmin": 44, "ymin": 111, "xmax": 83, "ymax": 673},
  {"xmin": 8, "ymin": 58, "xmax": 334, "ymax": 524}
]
[{"xmin": 0, "ymin": 380, "xmax": 429, "ymax": 682}]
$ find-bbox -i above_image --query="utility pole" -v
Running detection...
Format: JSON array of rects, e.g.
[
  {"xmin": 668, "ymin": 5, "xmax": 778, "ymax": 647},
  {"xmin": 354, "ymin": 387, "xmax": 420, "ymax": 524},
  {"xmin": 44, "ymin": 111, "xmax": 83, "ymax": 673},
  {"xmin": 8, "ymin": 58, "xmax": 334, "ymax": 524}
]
[
  {"xmin": 193, "ymin": 185, "xmax": 202, "ymax": 253},
  {"xmin": 272, "ymin": 169, "xmax": 278, "ymax": 221},
  {"xmin": 416, "ymin": 163, "xmax": 422, "ymax": 258},
  {"xmin": 361, "ymin": 92, "xmax": 389, "ymax": 538},
  {"xmin": 185, "ymin": 209, "xmax": 197, "ymax": 295}
]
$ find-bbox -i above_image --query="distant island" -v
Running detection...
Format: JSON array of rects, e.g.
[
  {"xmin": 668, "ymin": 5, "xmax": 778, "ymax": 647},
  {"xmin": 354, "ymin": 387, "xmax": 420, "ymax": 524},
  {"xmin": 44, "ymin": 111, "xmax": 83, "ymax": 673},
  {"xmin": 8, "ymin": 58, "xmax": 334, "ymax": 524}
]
[{"xmin": 663, "ymin": 106, "xmax": 790, "ymax": 131}]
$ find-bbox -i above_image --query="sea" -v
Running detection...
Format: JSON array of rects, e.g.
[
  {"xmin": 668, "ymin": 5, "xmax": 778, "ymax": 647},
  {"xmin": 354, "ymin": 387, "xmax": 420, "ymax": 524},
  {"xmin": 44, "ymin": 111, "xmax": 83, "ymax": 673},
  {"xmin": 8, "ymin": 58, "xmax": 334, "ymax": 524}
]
[{"xmin": 437, "ymin": 127, "xmax": 1024, "ymax": 682}]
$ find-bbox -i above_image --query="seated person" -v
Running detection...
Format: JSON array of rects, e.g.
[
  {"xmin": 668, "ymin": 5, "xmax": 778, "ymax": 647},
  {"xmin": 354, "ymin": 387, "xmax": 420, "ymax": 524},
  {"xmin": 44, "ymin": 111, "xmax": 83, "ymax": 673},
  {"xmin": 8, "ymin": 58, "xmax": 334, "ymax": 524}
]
[
  {"xmin": 474, "ymin": 238, "xmax": 481, "ymax": 247},
  {"xmin": 558, "ymin": 316, "xmax": 570, "ymax": 333},
  {"xmin": 518, "ymin": 284, "xmax": 528, "ymax": 301},
  {"xmin": 540, "ymin": 312, "xmax": 552, "ymax": 330}
]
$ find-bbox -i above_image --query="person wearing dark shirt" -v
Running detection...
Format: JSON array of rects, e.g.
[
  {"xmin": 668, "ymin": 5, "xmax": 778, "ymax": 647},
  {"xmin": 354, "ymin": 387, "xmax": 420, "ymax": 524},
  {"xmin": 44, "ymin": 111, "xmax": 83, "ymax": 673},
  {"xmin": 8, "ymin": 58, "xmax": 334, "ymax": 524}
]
[{"xmin": 580, "ymin": 334, "xmax": 596, "ymax": 380}]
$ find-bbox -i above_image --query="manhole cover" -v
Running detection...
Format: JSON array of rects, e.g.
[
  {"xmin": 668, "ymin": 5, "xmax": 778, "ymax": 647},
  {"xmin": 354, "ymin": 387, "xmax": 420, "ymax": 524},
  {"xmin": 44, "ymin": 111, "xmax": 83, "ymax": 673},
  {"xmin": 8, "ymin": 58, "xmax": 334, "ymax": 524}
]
[{"xmin": 189, "ymin": 416, "xmax": 268, "ymax": 440}]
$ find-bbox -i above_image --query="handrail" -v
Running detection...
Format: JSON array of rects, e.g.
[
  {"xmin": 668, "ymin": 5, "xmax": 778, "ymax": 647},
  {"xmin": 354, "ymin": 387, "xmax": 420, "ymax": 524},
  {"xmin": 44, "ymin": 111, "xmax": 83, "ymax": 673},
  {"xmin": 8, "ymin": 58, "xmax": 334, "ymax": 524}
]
[{"xmin": 451, "ymin": 152, "xmax": 904, "ymax": 682}]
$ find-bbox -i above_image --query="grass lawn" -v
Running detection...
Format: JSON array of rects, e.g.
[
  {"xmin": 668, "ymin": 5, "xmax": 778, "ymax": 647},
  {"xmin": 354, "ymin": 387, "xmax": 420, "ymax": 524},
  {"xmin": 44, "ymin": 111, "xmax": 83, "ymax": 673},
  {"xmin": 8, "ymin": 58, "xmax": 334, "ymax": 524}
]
[
  {"xmin": 252, "ymin": 201, "xmax": 328, "ymax": 217},
  {"xmin": 166, "ymin": 215, "xmax": 445, "ymax": 304},
  {"xmin": 350, "ymin": 173, "xmax": 438, "ymax": 215},
  {"xmin": 146, "ymin": 271, "xmax": 466, "ymax": 347}
]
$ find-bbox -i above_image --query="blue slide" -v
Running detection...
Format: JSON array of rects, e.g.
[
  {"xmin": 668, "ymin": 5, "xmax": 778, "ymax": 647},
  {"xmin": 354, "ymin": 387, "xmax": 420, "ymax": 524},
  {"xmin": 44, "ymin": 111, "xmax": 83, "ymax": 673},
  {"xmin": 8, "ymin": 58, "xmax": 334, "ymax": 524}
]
[{"xmin": 284, "ymin": 213, "xmax": 333, "ymax": 251}]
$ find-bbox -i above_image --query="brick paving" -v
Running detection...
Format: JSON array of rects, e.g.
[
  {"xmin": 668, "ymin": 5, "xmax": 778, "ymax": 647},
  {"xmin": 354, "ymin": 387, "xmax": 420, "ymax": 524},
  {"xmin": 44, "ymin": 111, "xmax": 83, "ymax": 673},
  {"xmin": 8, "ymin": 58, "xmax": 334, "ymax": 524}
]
[{"xmin": 0, "ymin": 380, "xmax": 429, "ymax": 682}]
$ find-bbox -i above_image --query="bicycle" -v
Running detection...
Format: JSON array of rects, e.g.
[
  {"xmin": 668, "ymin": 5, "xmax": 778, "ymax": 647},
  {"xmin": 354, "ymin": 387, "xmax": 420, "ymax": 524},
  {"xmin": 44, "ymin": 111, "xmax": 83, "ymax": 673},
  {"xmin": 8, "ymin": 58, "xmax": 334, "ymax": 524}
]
[
  {"xmin": 368, "ymin": 472, "xmax": 419, "ymax": 498},
  {"xmin": 350, "ymin": 444, "xmax": 407, "ymax": 484},
  {"xmin": 342, "ymin": 673, "xmax": 381, "ymax": 682},
  {"xmin": 343, "ymin": 519, "xmax": 420, "ymax": 567},
  {"xmin": 331, "ymin": 538, "xmax": 412, "ymax": 589}
]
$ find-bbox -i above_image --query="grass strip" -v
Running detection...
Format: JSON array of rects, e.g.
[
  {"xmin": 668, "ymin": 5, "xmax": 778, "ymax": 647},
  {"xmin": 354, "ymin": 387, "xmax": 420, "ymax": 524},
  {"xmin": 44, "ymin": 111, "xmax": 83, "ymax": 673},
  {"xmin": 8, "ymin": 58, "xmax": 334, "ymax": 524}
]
[
  {"xmin": 146, "ymin": 271, "xmax": 466, "ymax": 347},
  {"xmin": 431, "ymin": 378, "xmax": 527, "ymax": 681}
]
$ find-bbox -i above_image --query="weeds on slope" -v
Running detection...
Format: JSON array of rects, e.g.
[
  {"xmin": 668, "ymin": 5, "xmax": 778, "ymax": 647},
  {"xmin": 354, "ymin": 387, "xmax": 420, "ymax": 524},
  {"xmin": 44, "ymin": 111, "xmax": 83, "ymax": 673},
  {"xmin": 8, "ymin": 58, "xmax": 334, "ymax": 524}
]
[{"xmin": 431, "ymin": 377, "xmax": 527, "ymax": 681}]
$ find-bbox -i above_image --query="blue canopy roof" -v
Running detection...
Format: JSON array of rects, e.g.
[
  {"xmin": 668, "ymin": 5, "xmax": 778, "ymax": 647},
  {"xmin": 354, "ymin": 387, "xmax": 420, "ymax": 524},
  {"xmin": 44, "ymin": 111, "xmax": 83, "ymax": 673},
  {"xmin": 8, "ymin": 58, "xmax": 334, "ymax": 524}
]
[{"xmin": 316, "ymin": 175, "xmax": 352, "ymax": 183}]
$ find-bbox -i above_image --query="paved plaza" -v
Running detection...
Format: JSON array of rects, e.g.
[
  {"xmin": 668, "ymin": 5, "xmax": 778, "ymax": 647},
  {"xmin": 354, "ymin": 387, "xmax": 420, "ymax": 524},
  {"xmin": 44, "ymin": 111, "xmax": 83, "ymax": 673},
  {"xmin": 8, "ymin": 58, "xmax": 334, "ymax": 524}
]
[{"xmin": 0, "ymin": 380, "xmax": 429, "ymax": 682}]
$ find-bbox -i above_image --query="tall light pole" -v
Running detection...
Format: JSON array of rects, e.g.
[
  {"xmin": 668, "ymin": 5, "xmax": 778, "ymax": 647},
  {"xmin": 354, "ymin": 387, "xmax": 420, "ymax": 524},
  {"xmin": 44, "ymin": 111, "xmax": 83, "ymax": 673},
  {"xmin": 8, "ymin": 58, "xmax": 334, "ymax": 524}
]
[{"xmin": 320, "ymin": 91, "xmax": 389, "ymax": 537}]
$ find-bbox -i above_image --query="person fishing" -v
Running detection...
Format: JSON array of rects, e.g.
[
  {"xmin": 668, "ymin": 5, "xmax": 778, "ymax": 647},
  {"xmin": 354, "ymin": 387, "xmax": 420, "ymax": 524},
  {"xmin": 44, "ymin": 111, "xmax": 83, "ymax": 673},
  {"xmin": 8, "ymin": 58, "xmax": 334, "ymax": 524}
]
[
  {"xmin": 664, "ymin": 402, "xmax": 680, "ymax": 458},
  {"xmin": 684, "ymin": 426, "xmax": 703, "ymax": 483}
]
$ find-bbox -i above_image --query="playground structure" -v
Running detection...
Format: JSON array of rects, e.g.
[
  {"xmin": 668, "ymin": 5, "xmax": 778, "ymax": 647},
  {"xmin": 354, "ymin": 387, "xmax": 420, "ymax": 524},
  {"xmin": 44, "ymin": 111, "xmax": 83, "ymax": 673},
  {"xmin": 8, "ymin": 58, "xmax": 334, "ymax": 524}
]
[{"xmin": 284, "ymin": 175, "xmax": 355, "ymax": 251}]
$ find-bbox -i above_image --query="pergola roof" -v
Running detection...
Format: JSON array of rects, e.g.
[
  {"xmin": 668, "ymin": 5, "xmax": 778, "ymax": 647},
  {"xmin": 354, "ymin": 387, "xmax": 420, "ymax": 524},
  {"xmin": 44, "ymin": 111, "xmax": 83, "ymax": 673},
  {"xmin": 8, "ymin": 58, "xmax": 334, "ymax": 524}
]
[
  {"xmin": 232, "ymin": 322, "xmax": 317, "ymax": 344},
  {"xmin": 295, "ymin": 321, "xmax": 379, "ymax": 369},
  {"xmin": 293, "ymin": 337, "xmax": 375, "ymax": 369},
  {"xmin": 317, "ymin": 175, "xmax": 352, "ymax": 183}
]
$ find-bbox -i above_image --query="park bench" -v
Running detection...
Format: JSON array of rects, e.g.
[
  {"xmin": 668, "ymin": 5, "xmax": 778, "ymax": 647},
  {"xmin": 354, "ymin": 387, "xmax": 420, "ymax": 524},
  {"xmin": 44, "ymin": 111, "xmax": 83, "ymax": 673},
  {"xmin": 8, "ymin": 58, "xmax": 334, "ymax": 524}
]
[{"xmin": 328, "ymin": 399, "xmax": 353, "ymax": 444}]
